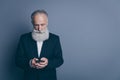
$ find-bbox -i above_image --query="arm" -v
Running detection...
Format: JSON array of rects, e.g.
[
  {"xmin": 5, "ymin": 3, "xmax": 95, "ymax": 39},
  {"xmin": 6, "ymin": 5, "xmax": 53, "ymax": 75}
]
[
  {"xmin": 15, "ymin": 36, "xmax": 30, "ymax": 70},
  {"xmin": 45, "ymin": 36, "xmax": 64, "ymax": 69}
]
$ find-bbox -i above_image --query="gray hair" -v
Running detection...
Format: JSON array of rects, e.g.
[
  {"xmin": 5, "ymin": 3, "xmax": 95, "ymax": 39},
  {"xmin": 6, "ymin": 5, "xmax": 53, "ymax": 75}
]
[{"xmin": 31, "ymin": 9, "xmax": 48, "ymax": 24}]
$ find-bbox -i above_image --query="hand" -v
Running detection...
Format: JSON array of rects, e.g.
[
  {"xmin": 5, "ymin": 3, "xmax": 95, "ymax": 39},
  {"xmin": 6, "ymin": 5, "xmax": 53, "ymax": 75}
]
[
  {"xmin": 35, "ymin": 57, "xmax": 48, "ymax": 69},
  {"xmin": 30, "ymin": 58, "xmax": 38, "ymax": 68}
]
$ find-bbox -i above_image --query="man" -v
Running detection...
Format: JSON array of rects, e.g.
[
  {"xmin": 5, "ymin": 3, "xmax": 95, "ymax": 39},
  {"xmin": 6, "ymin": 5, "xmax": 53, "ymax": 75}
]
[{"xmin": 15, "ymin": 10, "xmax": 64, "ymax": 80}]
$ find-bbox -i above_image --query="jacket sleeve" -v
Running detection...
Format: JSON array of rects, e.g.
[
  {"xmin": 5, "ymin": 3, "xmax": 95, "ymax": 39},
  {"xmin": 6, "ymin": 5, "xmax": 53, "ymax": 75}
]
[
  {"xmin": 44, "ymin": 36, "xmax": 64, "ymax": 70},
  {"xmin": 15, "ymin": 36, "xmax": 30, "ymax": 70}
]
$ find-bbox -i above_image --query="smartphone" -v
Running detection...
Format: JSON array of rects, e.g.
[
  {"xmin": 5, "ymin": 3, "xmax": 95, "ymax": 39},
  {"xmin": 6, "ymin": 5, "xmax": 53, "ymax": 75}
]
[{"xmin": 35, "ymin": 59, "xmax": 44, "ymax": 63}]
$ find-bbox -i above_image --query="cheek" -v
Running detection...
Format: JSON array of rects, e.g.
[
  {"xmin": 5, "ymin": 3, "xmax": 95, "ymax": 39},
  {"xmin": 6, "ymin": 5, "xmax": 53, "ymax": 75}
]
[
  {"xmin": 34, "ymin": 27, "xmax": 38, "ymax": 30},
  {"xmin": 42, "ymin": 26, "xmax": 47, "ymax": 29}
]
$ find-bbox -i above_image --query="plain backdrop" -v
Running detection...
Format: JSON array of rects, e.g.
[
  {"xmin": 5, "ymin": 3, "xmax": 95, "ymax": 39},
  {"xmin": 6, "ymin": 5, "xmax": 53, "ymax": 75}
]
[{"xmin": 0, "ymin": 0, "xmax": 120, "ymax": 80}]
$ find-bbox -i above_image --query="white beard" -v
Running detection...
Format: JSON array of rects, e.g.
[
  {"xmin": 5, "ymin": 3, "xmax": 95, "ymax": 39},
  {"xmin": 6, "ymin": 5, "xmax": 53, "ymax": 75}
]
[{"xmin": 32, "ymin": 28, "xmax": 49, "ymax": 42}]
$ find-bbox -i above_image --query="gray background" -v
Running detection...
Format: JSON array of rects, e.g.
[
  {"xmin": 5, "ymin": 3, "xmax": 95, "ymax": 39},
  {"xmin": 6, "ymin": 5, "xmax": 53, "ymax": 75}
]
[{"xmin": 0, "ymin": 0, "xmax": 120, "ymax": 80}]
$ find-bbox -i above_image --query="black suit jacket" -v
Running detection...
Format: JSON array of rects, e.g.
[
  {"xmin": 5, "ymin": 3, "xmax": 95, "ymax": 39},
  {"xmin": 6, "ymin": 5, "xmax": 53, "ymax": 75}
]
[{"xmin": 15, "ymin": 32, "xmax": 64, "ymax": 80}]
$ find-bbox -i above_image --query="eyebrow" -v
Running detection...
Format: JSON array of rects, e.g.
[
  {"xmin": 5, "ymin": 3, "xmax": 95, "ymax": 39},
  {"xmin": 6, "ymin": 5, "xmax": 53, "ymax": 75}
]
[{"xmin": 34, "ymin": 24, "xmax": 46, "ymax": 26}]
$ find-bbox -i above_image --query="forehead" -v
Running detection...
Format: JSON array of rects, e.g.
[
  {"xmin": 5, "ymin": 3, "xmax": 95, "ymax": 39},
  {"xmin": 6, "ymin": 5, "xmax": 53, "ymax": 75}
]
[{"xmin": 34, "ymin": 13, "xmax": 48, "ymax": 21}]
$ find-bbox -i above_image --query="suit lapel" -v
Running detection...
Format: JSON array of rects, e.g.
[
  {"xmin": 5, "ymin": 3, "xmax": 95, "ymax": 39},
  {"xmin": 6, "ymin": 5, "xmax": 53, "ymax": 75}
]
[
  {"xmin": 40, "ymin": 40, "xmax": 48, "ymax": 58},
  {"xmin": 30, "ymin": 36, "xmax": 38, "ymax": 58}
]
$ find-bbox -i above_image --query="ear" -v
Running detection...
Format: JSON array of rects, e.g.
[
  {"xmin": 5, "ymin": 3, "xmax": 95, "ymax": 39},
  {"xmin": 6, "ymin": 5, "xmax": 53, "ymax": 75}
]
[{"xmin": 31, "ymin": 21, "xmax": 35, "ymax": 30}]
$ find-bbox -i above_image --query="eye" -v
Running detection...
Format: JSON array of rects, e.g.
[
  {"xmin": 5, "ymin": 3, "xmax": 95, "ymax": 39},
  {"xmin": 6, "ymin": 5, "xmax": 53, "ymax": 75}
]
[
  {"xmin": 34, "ymin": 24, "xmax": 39, "ymax": 26},
  {"xmin": 41, "ymin": 24, "xmax": 45, "ymax": 26}
]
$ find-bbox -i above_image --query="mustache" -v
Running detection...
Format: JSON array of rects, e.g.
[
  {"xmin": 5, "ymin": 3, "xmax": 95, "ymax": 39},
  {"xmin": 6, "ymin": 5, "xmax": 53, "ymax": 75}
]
[{"xmin": 33, "ymin": 29, "xmax": 45, "ymax": 34}]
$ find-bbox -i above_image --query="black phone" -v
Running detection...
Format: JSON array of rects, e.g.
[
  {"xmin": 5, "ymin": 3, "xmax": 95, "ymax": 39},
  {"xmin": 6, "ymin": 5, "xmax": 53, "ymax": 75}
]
[{"xmin": 35, "ymin": 59, "xmax": 44, "ymax": 63}]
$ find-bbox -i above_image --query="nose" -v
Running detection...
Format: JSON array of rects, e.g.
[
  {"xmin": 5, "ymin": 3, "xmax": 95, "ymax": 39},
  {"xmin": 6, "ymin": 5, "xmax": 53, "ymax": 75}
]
[{"xmin": 38, "ymin": 25, "xmax": 42, "ymax": 31}]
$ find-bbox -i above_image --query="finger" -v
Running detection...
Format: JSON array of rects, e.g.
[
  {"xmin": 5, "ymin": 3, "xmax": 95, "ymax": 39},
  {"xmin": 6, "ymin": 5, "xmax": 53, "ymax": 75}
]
[
  {"xmin": 40, "ymin": 61, "xmax": 46, "ymax": 65},
  {"xmin": 32, "ymin": 58, "xmax": 38, "ymax": 62},
  {"xmin": 37, "ymin": 63, "xmax": 46, "ymax": 67},
  {"xmin": 35, "ymin": 63, "xmax": 40, "ymax": 66},
  {"xmin": 36, "ymin": 65, "xmax": 45, "ymax": 69},
  {"xmin": 41, "ymin": 57, "xmax": 47, "ymax": 61},
  {"xmin": 41, "ymin": 58, "xmax": 47, "ymax": 62},
  {"xmin": 40, "ymin": 60, "xmax": 48, "ymax": 66}
]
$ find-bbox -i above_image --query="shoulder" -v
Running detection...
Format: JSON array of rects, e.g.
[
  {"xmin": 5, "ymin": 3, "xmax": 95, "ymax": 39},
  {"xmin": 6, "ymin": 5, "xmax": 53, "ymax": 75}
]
[
  {"xmin": 48, "ymin": 33, "xmax": 61, "ymax": 43},
  {"xmin": 19, "ymin": 32, "xmax": 32, "ymax": 41},
  {"xmin": 49, "ymin": 33, "xmax": 59, "ymax": 39},
  {"xmin": 21, "ymin": 32, "xmax": 31, "ymax": 37}
]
